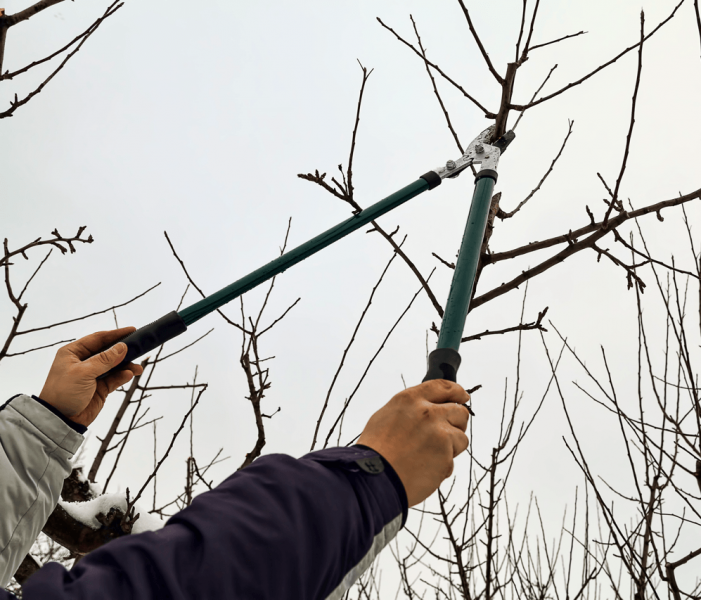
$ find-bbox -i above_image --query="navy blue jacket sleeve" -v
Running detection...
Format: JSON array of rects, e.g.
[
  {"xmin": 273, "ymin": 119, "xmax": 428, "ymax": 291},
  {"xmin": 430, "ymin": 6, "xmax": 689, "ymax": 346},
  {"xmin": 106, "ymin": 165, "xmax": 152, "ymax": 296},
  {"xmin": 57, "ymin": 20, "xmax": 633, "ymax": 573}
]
[{"xmin": 16, "ymin": 446, "xmax": 407, "ymax": 600}]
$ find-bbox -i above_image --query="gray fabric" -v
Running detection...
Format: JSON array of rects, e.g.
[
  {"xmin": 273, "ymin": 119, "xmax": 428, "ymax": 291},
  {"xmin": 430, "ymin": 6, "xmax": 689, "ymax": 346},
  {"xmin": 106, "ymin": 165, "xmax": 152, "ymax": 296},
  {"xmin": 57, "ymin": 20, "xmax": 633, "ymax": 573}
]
[
  {"xmin": 0, "ymin": 394, "xmax": 84, "ymax": 588},
  {"xmin": 325, "ymin": 513, "xmax": 402, "ymax": 600}
]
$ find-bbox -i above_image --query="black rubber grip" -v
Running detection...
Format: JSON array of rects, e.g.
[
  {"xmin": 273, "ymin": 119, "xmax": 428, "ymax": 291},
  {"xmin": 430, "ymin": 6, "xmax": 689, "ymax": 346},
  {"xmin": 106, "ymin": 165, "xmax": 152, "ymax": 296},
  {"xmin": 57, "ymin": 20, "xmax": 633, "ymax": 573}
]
[
  {"xmin": 420, "ymin": 171, "xmax": 442, "ymax": 190},
  {"xmin": 96, "ymin": 311, "xmax": 187, "ymax": 380},
  {"xmin": 422, "ymin": 348, "xmax": 462, "ymax": 383},
  {"xmin": 475, "ymin": 169, "xmax": 498, "ymax": 183}
]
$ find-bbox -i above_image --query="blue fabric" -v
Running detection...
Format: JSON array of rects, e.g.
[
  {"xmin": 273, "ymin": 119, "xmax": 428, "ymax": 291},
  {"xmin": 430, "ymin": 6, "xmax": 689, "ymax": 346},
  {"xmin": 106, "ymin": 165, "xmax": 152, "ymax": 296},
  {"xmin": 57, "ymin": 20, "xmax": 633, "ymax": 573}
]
[{"xmin": 5, "ymin": 446, "xmax": 406, "ymax": 600}]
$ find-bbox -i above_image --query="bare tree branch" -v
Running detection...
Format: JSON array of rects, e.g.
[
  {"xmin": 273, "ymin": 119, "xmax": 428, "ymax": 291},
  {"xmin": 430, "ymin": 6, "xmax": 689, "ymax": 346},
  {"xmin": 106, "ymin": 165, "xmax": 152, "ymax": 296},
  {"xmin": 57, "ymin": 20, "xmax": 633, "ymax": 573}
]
[
  {"xmin": 311, "ymin": 241, "xmax": 402, "ymax": 451},
  {"xmin": 498, "ymin": 120, "xmax": 573, "ymax": 219},
  {"xmin": 529, "ymin": 30, "xmax": 587, "ymax": 53},
  {"xmin": 0, "ymin": 1, "xmax": 123, "ymax": 119},
  {"xmin": 603, "ymin": 11, "xmax": 645, "ymax": 225},
  {"xmin": 164, "ymin": 230, "xmax": 248, "ymax": 333},
  {"xmin": 510, "ymin": 0, "xmax": 683, "ymax": 112},
  {"xmin": 17, "ymin": 282, "xmax": 160, "ymax": 336},
  {"xmin": 376, "ymin": 17, "xmax": 493, "ymax": 116},
  {"xmin": 2, "ymin": 3, "xmax": 119, "ymax": 80},
  {"xmin": 695, "ymin": 0, "xmax": 701, "ymax": 58},
  {"xmin": 455, "ymin": 0, "xmax": 503, "ymax": 83},
  {"xmin": 3, "ymin": 0, "xmax": 66, "ymax": 28},
  {"xmin": 461, "ymin": 307, "xmax": 548, "ymax": 342},
  {"xmin": 410, "ymin": 14, "xmax": 463, "ymax": 154},
  {"xmin": 124, "ymin": 385, "xmax": 207, "ymax": 520},
  {"xmin": 487, "ymin": 187, "xmax": 701, "ymax": 265}
]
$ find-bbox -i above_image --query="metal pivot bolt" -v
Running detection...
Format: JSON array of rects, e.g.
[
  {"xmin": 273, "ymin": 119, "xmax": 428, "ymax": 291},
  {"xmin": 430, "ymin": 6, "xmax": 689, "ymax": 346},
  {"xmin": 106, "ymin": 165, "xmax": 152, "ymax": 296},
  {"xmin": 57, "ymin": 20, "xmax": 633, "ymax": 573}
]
[
  {"xmin": 475, "ymin": 143, "xmax": 484, "ymax": 154},
  {"xmin": 446, "ymin": 160, "xmax": 456, "ymax": 170}
]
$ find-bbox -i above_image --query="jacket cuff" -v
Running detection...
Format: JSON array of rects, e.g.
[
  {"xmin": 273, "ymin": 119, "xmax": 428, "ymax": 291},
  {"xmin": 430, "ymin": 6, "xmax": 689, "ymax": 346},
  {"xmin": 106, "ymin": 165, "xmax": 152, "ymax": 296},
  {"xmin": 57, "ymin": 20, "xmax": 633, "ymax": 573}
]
[
  {"xmin": 32, "ymin": 396, "xmax": 87, "ymax": 435},
  {"xmin": 5, "ymin": 394, "xmax": 85, "ymax": 454}
]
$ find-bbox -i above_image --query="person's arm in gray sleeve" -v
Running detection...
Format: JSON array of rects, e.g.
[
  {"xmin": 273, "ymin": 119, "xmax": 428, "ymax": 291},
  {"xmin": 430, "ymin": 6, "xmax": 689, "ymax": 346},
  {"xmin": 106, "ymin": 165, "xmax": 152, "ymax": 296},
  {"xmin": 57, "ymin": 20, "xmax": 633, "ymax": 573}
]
[
  {"xmin": 0, "ymin": 327, "xmax": 144, "ymax": 589},
  {"xmin": 0, "ymin": 394, "xmax": 86, "ymax": 588}
]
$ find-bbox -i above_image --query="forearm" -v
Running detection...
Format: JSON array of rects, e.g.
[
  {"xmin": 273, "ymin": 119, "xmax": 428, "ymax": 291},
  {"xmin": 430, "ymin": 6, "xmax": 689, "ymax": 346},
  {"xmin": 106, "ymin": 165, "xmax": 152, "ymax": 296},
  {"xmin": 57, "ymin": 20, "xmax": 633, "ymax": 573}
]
[
  {"xmin": 21, "ymin": 446, "xmax": 407, "ymax": 600},
  {"xmin": 0, "ymin": 395, "xmax": 85, "ymax": 588}
]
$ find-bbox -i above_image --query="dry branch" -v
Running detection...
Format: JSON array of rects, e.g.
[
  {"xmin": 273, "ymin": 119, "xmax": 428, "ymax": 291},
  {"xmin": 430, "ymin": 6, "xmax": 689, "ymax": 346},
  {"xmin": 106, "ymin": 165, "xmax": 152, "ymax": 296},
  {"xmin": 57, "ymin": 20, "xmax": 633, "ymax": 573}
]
[
  {"xmin": 411, "ymin": 14, "xmax": 463, "ymax": 154},
  {"xmin": 376, "ymin": 17, "xmax": 493, "ymax": 116},
  {"xmin": 0, "ymin": 1, "xmax": 123, "ymax": 119},
  {"xmin": 455, "ymin": 0, "xmax": 503, "ymax": 83},
  {"xmin": 510, "ymin": 0, "xmax": 683, "ymax": 112},
  {"xmin": 497, "ymin": 120, "xmax": 573, "ymax": 220}
]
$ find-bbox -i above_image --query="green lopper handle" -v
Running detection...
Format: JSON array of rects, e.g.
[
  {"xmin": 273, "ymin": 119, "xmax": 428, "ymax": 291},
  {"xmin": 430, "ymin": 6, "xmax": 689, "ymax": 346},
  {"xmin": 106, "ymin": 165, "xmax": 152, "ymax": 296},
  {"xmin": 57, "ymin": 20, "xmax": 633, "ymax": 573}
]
[{"xmin": 423, "ymin": 171, "xmax": 497, "ymax": 382}]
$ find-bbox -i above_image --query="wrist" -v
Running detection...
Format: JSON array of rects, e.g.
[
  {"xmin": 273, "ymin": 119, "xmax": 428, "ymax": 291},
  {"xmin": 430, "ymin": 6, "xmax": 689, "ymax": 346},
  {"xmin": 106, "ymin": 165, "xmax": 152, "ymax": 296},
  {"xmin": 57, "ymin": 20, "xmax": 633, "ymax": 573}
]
[{"xmin": 32, "ymin": 395, "xmax": 87, "ymax": 434}]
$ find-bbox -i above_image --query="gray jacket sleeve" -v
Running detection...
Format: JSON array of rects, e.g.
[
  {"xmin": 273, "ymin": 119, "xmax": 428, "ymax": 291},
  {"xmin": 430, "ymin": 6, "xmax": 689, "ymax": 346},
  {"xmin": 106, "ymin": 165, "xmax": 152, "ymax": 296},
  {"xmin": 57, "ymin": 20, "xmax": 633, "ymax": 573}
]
[{"xmin": 0, "ymin": 394, "xmax": 85, "ymax": 588}]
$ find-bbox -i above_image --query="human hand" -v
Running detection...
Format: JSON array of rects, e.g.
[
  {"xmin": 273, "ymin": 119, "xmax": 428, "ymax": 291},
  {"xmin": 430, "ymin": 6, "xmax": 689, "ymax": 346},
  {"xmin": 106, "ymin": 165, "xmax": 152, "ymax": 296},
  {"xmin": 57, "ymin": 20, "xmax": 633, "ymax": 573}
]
[
  {"xmin": 39, "ymin": 327, "xmax": 144, "ymax": 427},
  {"xmin": 358, "ymin": 380, "xmax": 470, "ymax": 507}
]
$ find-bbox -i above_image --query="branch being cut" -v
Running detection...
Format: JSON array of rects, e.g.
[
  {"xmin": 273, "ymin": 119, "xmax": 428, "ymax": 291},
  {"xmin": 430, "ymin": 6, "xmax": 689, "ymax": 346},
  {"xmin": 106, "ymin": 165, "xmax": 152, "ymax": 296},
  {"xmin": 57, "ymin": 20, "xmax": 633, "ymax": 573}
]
[{"xmin": 346, "ymin": 61, "xmax": 372, "ymax": 203}]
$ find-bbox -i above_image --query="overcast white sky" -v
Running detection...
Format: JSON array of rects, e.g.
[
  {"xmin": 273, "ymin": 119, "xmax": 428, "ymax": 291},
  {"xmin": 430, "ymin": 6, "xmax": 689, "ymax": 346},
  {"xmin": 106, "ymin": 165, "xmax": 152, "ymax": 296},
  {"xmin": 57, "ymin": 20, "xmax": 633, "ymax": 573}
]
[{"xmin": 2, "ymin": 0, "xmax": 701, "ymax": 592}]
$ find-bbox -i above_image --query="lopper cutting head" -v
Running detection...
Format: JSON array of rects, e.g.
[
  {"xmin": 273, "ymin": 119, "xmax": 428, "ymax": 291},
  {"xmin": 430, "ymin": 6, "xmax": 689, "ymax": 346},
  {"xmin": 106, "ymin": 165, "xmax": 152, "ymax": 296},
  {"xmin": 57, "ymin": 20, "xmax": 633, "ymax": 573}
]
[{"xmin": 432, "ymin": 126, "xmax": 516, "ymax": 181}]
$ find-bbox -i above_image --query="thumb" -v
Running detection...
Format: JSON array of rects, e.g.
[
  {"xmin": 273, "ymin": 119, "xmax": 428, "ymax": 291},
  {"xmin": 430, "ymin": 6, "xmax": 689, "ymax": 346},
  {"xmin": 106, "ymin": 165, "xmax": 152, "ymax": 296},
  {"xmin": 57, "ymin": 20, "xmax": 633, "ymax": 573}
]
[{"xmin": 84, "ymin": 342, "xmax": 128, "ymax": 377}]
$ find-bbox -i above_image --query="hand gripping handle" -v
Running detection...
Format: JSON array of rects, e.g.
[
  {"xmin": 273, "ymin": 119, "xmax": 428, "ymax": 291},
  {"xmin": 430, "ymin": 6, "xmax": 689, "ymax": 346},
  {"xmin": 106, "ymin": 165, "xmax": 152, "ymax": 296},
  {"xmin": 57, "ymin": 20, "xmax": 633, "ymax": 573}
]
[{"xmin": 96, "ymin": 311, "xmax": 187, "ymax": 380}]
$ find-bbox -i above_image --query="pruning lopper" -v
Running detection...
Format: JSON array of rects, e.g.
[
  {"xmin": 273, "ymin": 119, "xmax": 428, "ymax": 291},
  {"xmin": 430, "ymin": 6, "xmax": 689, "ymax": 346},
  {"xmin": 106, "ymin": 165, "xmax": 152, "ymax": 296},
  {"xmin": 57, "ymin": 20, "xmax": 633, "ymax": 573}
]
[{"xmin": 99, "ymin": 126, "xmax": 515, "ymax": 386}]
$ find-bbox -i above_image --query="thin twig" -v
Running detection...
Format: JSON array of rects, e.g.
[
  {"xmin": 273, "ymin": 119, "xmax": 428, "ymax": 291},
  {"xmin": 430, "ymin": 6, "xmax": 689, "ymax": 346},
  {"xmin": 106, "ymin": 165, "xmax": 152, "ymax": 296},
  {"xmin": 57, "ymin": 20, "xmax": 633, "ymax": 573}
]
[
  {"xmin": 376, "ymin": 17, "xmax": 493, "ymax": 116},
  {"xmin": 487, "ymin": 186, "xmax": 701, "ymax": 265},
  {"xmin": 511, "ymin": 64, "xmax": 557, "ymax": 131},
  {"xmin": 498, "ymin": 120, "xmax": 573, "ymax": 219},
  {"xmin": 695, "ymin": 0, "xmax": 701, "ymax": 58},
  {"xmin": 0, "ymin": 1, "xmax": 123, "ymax": 119},
  {"xmin": 322, "ymin": 270, "xmax": 434, "ymax": 448},
  {"xmin": 2, "ymin": 3, "xmax": 118, "ymax": 80},
  {"xmin": 411, "ymin": 15, "xmax": 463, "ymax": 154},
  {"xmin": 455, "ymin": 0, "xmax": 503, "ymax": 83},
  {"xmin": 529, "ymin": 31, "xmax": 587, "ymax": 52},
  {"xmin": 346, "ymin": 61, "xmax": 373, "ymax": 202},
  {"xmin": 311, "ymin": 242, "xmax": 402, "ymax": 450},
  {"xmin": 604, "ymin": 11, "xmax": 645, "ymax": 225},
  {"xmin": 510, "ymin": 0, "xmax": 683, "ymax": 111},
  {"xmin": 125, "ymin": 385, "xmax": 207, "ymax": 518},
  {"xmin": 164, "ymin": 231, "xmax": 248, "ymax": 333},
  {"xmin": 17, "ymin": 282, "xmax": 160, "ymax": 335},
  {"xmin": 461, "ymin": 307, "xmax": 548, "ymax": 342}
]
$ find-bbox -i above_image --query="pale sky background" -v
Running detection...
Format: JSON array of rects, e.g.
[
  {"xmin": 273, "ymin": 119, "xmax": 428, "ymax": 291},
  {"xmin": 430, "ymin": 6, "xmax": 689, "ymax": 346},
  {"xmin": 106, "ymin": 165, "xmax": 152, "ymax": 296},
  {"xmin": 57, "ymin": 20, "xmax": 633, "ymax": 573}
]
[{"xmin": 1, "ymin": 0, "xmax": 700, "ymax": 593}]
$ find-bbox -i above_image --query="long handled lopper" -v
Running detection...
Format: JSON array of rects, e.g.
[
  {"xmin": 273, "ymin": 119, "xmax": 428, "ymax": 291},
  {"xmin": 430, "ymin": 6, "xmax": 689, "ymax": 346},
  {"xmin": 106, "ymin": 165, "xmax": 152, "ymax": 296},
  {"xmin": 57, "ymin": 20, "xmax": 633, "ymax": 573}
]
[{"xmin": 100, "ymin": 126, "xmax": 515, "ymax": 384}]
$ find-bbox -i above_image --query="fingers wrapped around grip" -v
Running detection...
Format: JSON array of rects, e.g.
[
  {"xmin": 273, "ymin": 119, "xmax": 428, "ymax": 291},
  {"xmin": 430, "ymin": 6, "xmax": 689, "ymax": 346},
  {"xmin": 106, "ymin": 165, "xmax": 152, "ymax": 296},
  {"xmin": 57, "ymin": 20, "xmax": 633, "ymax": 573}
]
[{"xmin": 357, "ymin": 379, "xmax": 471, "ymax": 507}]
